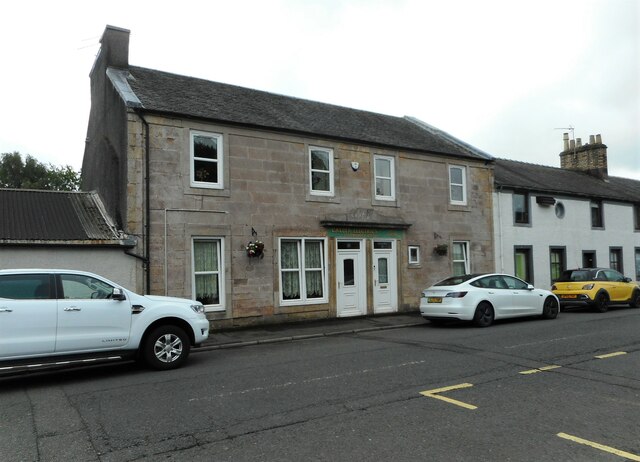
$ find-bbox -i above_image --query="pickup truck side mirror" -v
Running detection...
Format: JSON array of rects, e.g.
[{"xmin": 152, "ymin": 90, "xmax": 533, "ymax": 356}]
[{"xmin": 111, "ymin": 288, "xmax": 126, "ymax": 301}]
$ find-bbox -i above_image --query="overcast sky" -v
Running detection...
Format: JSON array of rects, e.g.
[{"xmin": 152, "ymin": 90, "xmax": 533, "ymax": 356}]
[{"xmin": 1, "ymin": 0, "xmax": 638, "ymax": 179}]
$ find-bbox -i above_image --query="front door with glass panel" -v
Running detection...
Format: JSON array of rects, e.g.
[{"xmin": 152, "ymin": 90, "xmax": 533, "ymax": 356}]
[
  {"xmin": 373, "ymin": 241, "xmax": 397, "ymax": 313},
  {"xmin": 336, "ymin": 240, "xmax": 366, "ymax": 317}
]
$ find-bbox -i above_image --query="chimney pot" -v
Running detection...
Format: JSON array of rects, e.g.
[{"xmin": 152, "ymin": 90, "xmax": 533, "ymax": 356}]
[
  {"xmin": 596, "ymin": 134, "xmax": 602, "ymax": 144},
  {"xmin": 589, "ymin": 135, "xmax": 595, "ymax": 144},
  {"xmin": 563, "ymin": 133, "xmax": 570, "ymax": 151},
  {"xmin": 576, "ymin": 138, "xmax": 582, "ymax": 147},
  {"xmin": 570, "ymin": 139, "xmax": 576, "ymax": 150}
]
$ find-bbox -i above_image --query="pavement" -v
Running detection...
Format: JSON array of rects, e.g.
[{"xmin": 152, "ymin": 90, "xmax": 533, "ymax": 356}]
[{"xmin": 198, "ymin": 311, "xmax": 426, "ymax": 351}]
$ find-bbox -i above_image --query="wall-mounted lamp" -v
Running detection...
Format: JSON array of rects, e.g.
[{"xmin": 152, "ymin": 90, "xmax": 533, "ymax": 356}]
[{"xmin": 351, "ymin": 161, "xmax": 359, "ymax": 171}]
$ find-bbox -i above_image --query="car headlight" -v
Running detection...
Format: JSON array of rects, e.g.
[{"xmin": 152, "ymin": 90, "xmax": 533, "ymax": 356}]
[
  {"xmin": 582, "ymin": 283, "xmax": 595, "ymax": 290},
  {"xmin": 190, "ymin": 304, "xmax": 206, "ymax": 314}
]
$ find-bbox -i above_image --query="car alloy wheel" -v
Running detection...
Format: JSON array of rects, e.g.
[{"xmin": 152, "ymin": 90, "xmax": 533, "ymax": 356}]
[
  {"xmin": 143, "ymin": 325, "xmax": 190, "ymax": 370},
  {"xmin": 473, "ymin": 302, "xmax": 494, "ymax": 327},
  {"xmin": 595, "ymin": 292, "xmax": 609, "ymax": 313},
  {"xmin": 630, "ymin": 291, "xmax": 640, "ymax": 309},
  {"xmin": 542, "ymin": 297, "xmax": 559, "ymax": 319}
]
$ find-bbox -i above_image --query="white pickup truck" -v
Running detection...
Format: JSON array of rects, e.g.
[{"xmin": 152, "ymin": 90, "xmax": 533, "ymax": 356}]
[{"xmin": 0, "ymin": 269, "xmax": 209, "ymax": 371}]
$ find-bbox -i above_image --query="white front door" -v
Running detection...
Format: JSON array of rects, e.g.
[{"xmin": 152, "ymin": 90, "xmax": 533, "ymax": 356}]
[
  {"xmin": 337, "ymin": 240, "xmax": 366, "ymax": 317},
  {"xmin": 373, "ymin": 241, "xmax": 398, "ymax": 313}
]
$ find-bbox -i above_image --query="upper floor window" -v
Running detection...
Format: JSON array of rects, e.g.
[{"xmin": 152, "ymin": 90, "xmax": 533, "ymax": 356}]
[
  {"xmin": 192, "ymin": 238, "xmax": 225, "ymax": 311},
  {"xmin": 590, "ymin": 200, "xmax": 603, "ymax": 228},
  {"xmin": 449, "ymin": 165, "xmax": 467, "ymax": 205},
  {"xmin": 191, "ymin": 131, "xmax": 223, "ymax": 189},
  {"xmin": 513, "ymin": 192, "xmax": 530, "ymax": 224},
  {"xmin": 309, "ymin": 147, "xmax": 334, "ymax": 196},
  {"xmin": 634, "ymin": 204, "xmax": 640, "ymax": 231},
  {"xmin": 452, "ymin": 241, "xmax": 469, "ymax": 276},
  {"xmin": 374, "ymin": 155, "xmax": 395, "ymax": 200},
  {"xmin": 635, "ymin": 248, "xmax": 640, "ymax": 281}
]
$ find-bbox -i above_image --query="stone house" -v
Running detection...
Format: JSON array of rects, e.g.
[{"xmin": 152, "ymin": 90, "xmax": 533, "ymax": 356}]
[
  {"xmin": 493, "ymin": 134, "xmax": 640, "ymax": 288},
  {"xmin": 82, "ymin": 26, "xmax": 496, "ymax": 329}
]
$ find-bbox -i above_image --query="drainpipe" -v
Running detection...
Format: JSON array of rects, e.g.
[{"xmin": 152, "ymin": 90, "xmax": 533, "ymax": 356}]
[
  {"xmin": 496, "ymin": 185, "xmax": 504, "ymax": 273},
  {"xmin": 133, "ymin": 109, "xmax": 151, "ymax": 294}
]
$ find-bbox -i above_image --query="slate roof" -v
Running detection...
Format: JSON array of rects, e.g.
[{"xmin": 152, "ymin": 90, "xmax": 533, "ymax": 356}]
[
  {"xmin": 116, "ymin": 66, "xmax": 491, "ymax": 161},
  {"xmin": 0, "ymin": 189, "xmax": 129, "ymax": 245},
  {"xmin": 494, "ymin": 158, "xmax": 640, "ymax": 203}
]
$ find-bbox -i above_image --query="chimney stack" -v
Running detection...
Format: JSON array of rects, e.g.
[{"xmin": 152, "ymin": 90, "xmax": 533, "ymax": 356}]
[{"xmin": 559, "ymin": 133, "xmax": 608, "ymax": 179}]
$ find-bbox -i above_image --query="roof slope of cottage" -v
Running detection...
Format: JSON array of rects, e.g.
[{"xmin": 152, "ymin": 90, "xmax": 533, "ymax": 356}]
[
  {"xmin": 120, "ymin": 66, "xmax": 491, "ymax": 161},
  {"xmin": 494, "ymin": 158, "xmax": 640, "ymax": 203},
  {"xmin": 0, "ymin": 189, "xmax": 128, "ymax": 245}
]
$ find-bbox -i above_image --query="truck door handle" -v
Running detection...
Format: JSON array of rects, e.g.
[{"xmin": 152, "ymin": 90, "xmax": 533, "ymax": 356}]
[{"xmin": 64, "ymin": 307, "xmax": 81, "ymax": 311}]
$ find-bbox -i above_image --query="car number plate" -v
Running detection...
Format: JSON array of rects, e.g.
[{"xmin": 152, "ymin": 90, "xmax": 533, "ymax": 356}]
[
  {"xmin": 562, "ymin": 295, "xmax": 577, "ymax": 299},
  {"xmin": 427, "ymin": 297, "xmax": 442, "ymax": 303}
]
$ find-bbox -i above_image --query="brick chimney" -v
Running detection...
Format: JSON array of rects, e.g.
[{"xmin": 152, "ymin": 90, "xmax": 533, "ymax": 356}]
[{"xmin": 559, "ymin": 132, "xmax": 608, "ymax": 179}]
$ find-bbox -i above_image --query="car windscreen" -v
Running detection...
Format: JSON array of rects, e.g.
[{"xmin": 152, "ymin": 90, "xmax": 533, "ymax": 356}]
[{"xmin": 434, "ymin": 274, "xmax": 478, "ymax": 286}]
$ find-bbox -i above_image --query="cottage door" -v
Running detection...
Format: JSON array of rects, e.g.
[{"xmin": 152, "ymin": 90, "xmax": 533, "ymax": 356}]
[
  {"xmin": 372, "ymin": 240, "xmax": 398, "ymax": 313},
  {"xmin": 336, "ymin": 240, "xmax": 366, "ymax": 317}
]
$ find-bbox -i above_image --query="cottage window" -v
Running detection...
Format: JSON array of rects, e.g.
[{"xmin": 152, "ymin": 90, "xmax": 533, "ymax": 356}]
[
  {"xmin": 514, "ymin": 246, "xmax": 533, "ymax": 284},
  {"xmin": 449, "ymin": 165, "xmax": 467, "ymax": 205},
  {"xmin": 374, "ymin": 155, "xmax": 395, "ymax": 200},
  {"xmin": 635, "ymin": 248, "xmax": 640, "ymax": 281},
  {"xmin": 192, "ymin": 238, "xmax": 224, "ymax": 311},
  {"xmin": 452, "ymin": 241, "xmax": 469, "ymax": 276},
  {"xmin": 513, "ymin": 192, "xmax": 530, "ymax": 224},
  {"xmin": 550, "ymin": 247, "xmax": 566, "ymax": 283},
  {"xmin": 309, "ymin": 147, "xmax": 334, "ymax": 196},
  {"xmin": 190, "ymin": 131, "xmax": 223, "ymax": 189},
  {"xmin": 609, "ymin": 247, "xmax": 623, "ymax": 273},
  {"xmin": 280, "ymin": 238, "xmax": 327, "ymax": 305},
  {"xmin": 408, "ymin": 246, "xmax": 420, "ymax": 265},
  {"xmin": 590, "ymin": 200, "xmax": 603, "ymax": 228},
  {"xmin": 634, "ymin": 204, "xmax": 640, "ymax": 231}
]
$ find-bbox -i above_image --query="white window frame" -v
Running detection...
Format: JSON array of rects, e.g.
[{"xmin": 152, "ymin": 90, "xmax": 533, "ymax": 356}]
[
  {"xmin": 190, "ymin": 130, "xmax": 224, "ymax": 189},
  {"xmin": 449, "ymin": 165, "xmax": 467, "ymax": 205},
  {"xmin": 408, "ymin": 245, "xmax": 420, "ymax": 265},
  {"xmin": 452, "ymin": 241, "xmax": 470, "ymax": 275},
  {"xmin": 309, "ymin": 146, "xmax": 334, "ymax": 196},
  {"xmin": 374, "ymin": 155, "xmax": 396, "ymax": 201},
  {"xmin": 192, "ymin": 237, "xmax": 225, "ymax": 312},
  {"xmin": 279, "ymin": 237, "xmax": 328, "ymax": 306}
]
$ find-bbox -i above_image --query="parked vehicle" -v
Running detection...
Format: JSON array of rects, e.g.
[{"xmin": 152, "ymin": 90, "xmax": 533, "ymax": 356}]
[
  {"xmin": 420, "ymin": 273, "xmax": 559, "ymax": 327},
  {"xmin": 551, "ymin": 268, "xmax": 640, "ymax": 312},
  {"xmin": 0, "ymin": 269, "xmax": 209, "ymax": 371}
]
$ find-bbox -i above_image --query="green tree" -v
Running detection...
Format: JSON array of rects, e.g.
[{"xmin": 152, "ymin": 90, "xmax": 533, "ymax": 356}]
[{"xmin": 0, "ymin": 152, "xmax": 81, "ymax": 191}]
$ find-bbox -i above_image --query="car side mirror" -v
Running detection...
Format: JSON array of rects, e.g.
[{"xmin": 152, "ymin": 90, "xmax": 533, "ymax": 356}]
[
  {"xmin": 112, "ymin": 288, "xmax": 126, "ymax": 301},
  {"xmin": 623, "ymin": 277, "xmax": 632, "ymax": 283},
  {"xmin": 527, "ymin": 284, "xmax": 535, "ymax": 291}
]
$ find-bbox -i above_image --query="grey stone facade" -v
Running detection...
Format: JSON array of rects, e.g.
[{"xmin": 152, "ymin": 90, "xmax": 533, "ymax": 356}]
[{"xmin": 82, "ymin": 26, "xmax": 496, "ymax": 329}]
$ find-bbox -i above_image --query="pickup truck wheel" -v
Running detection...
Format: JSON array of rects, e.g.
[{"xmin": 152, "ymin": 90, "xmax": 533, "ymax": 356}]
[{"xmin": 142, "ymin": 325, "xmax": 190, "ymax": 370}]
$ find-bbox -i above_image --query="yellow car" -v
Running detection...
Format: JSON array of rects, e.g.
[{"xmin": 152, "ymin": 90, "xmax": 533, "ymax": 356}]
[{"xmin": 552, "ymin": 268, "xmax": 640, "ymax": 312}]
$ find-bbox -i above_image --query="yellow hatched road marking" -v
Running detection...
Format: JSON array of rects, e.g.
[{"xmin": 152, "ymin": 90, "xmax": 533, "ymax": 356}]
[
  {"xmin": 557, "ymin": 433, "xmax": 640, "ymax": 461},
  {"xmin": 420, "ymin": 383, "xmax": 477, "ymax": 410},
  {"xmin": 520, "ymin": 365, "xmax": 561, "ymax": 375},
  {"xmin": 595, "ymin": 351, "xmax": 627, "ymax": 359}
]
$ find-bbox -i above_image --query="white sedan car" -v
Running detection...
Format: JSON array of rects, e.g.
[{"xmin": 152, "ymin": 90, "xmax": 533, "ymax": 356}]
[{"xmin": 420, "ymin": 273, "xmax": 559, "ymax": 327}]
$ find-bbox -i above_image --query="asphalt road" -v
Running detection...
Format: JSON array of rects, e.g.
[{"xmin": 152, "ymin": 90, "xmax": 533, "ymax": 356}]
[{"xmin": 1, "ymin": 307, "xmax": 639, "ymax": 461}]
